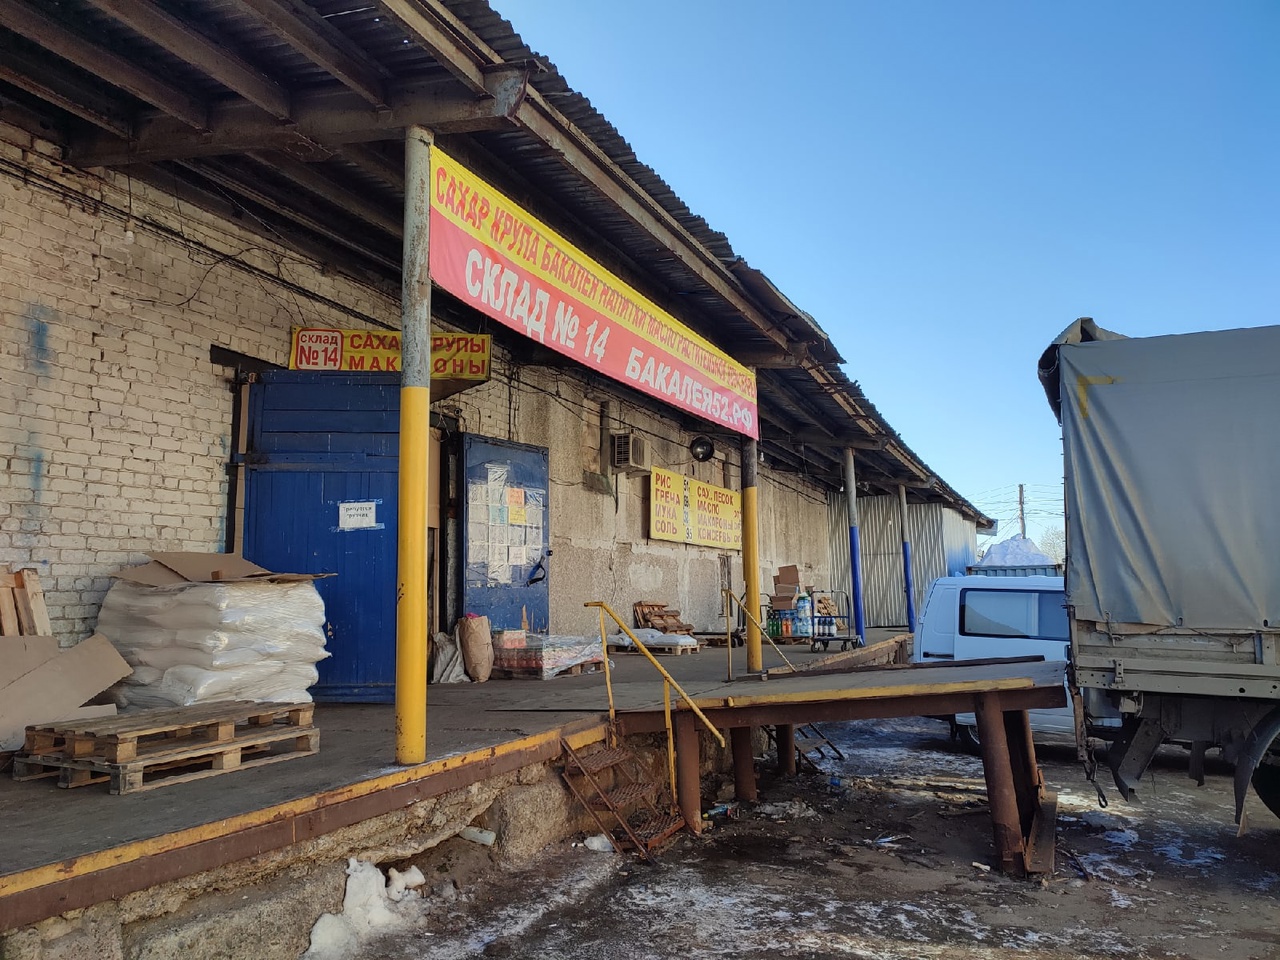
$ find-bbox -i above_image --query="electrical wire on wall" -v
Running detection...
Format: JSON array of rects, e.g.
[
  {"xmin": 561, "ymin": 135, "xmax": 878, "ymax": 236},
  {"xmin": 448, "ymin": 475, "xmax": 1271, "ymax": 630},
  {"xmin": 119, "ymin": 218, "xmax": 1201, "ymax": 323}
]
[{"xmin": 0, "ymin": 154, "xmax": 398, "ymax": 332}]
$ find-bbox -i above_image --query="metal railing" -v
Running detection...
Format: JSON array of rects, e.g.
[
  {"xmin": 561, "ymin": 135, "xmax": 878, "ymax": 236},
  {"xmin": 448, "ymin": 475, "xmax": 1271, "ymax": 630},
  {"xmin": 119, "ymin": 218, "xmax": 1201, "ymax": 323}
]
[
  {"xmin": 586, "ymin": 601, "xmax": 726, "ymax": 810},
  {"xmin": 722, "ymin": 589, "xmax": 797, "ymax": 680}
]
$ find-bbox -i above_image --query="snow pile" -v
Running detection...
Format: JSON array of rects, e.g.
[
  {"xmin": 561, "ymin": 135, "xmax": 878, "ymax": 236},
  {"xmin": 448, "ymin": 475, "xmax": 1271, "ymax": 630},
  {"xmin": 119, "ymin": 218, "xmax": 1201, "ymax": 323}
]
[
  {"xmin": 977, "ymin": 535, "xmax": 1056, "ymax": 567},
  {"xmin": 98, "ymin": 579, "xmax": 330, "ymax": 708},
  {"xmin": 303, "ymin": 858, "xmax": 427, "ymax": 959}
]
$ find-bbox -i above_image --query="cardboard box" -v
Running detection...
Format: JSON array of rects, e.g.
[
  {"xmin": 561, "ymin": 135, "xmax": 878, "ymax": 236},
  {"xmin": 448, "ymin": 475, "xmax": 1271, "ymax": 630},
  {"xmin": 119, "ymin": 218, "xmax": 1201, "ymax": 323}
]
[
  {"xmin": 0, "ymin": 635, "xmax": 59, "ymax": 689},
  {"xmin": 0, "ymin": 634, "xmax": 130, "ymax": 750},
  {"xmin": 114, "ymin": 551, "xmax": 330, "ymax": 587},
  {"xmin": 769, "ymin": 596, "xmax": 796, "ymax": 611},
  {"xmin": 776, "ymin": 565, "xmax": 801, "ymax": 585}
]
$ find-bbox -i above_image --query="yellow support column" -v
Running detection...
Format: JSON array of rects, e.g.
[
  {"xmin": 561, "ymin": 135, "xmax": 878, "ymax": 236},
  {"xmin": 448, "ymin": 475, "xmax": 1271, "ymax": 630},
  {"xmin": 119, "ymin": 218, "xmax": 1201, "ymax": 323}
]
[
  {"xmin": 742, "ymin": 436, "xmax": 763, "ymax": 673},
  {"xmin": 396, "ymin": 126, "xmax": 433, "ymax": 764}
]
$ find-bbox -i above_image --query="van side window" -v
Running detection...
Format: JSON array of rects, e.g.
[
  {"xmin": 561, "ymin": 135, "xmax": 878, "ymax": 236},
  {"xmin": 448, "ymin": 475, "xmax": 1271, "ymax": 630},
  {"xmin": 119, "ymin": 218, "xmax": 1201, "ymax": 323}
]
[{"xmin": 960, "ymin": 589, "xmax": 1068, "ymax": 641}]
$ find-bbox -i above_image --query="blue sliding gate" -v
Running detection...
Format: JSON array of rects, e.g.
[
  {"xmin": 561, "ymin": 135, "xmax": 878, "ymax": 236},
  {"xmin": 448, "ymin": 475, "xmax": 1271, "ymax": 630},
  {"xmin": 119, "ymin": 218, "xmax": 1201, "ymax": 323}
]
[{"xmin": 242, "ymin": 372, "xmax": 403, "ymax": 702}]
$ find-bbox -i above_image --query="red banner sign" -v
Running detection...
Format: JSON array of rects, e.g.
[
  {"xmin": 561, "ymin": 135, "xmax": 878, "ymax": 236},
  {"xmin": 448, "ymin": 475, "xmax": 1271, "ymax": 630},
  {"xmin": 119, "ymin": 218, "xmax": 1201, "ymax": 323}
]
[{"xmin": 428, "ymin": 148, "xmax": 758, "ymax": 438}]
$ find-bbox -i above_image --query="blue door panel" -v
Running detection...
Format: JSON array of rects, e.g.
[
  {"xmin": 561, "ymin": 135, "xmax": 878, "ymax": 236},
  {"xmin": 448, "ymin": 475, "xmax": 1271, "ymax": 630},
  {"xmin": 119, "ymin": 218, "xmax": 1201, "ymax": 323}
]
[
  {"xmin": 461, "ymin": 436, "xmax": 550, "ymax": 632},
  {"xmin": 243, "ymin": 372, "xmax": 403, "ymax": 703}
]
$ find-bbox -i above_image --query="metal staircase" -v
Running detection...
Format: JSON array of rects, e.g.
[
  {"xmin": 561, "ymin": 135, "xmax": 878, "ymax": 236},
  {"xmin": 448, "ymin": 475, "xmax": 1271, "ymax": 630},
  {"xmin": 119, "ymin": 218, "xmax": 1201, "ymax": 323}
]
[
  {"xmin": 560, "ymin": 737, "xmax": 686, "ymax": 859},
  {"xmin": 766, "ymin": 722, "xmax": 845, "ymax": 772}
]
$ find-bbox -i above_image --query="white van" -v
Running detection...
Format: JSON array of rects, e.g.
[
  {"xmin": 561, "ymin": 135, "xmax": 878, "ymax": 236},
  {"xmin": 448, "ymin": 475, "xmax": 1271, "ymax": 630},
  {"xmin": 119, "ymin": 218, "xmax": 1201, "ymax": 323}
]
[{"xmin": 913, "ymin": 575, "xmax": 1074, "ymax": 750}]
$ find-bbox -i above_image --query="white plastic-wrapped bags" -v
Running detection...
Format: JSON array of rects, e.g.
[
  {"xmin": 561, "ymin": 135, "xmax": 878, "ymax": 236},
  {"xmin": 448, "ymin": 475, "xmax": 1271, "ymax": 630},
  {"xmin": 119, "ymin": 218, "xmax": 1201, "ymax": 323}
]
[{"xmin": 98, "ymin": 578, "xmax": 330, "ymax": 709}]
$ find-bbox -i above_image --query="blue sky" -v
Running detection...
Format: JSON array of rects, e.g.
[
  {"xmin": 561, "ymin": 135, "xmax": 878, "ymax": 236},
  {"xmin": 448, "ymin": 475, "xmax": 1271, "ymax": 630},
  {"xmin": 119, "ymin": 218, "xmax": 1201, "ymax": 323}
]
[{"xmin": 504, "ymin": 2, "xmax": 1280, "ymax": 542}]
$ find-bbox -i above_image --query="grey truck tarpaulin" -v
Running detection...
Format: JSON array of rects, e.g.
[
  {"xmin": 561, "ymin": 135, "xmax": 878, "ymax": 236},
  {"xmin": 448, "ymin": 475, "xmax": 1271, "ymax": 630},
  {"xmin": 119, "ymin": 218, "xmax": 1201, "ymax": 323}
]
[{"xmin": 1039, "ymin": 320, "xmax": 1280, "ymax": 631}]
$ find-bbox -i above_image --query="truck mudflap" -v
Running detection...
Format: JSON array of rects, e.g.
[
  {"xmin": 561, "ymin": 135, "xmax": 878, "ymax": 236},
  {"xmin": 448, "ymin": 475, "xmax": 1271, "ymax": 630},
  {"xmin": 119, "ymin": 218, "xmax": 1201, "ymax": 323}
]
[{"xmin": 1234, "ymin": 705, "xmax": 1280, "ymax": 823}]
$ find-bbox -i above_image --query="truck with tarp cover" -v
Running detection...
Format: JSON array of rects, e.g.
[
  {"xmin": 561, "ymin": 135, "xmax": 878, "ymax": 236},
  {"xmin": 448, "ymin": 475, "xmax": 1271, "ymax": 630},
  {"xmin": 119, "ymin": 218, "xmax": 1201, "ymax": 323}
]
[{"xmin": 1039, "ymin": 319, "xmax": 1280, "ymax": 822}]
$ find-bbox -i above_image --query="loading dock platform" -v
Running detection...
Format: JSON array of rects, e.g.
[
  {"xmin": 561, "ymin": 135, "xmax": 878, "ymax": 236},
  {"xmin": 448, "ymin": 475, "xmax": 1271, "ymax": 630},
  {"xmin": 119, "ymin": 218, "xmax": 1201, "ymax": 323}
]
[{"xmin": 0, "ymin": 636, "xmax": 1065, "ymax": 933}]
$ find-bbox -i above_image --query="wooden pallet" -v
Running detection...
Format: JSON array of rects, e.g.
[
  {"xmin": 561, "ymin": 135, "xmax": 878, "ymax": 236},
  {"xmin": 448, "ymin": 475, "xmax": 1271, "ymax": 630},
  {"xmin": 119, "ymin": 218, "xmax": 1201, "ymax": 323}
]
[
  {"xmin": 491, "ymin": 660, "xmax": 604, "ymax": 680},
  {"xmin": 633, "ymin": 601, "xmax": 694, "ymax": 635},
  {"xmin": 1, "ymin": 568, "xmax": 53, "ymax": 637},
  {"xmin": 608, "ymin": 640, "xmax": 701, "ymax": 656},
  {"xmin": 14, "ymin": 701, "xmax": 317, "ymax": 794}
]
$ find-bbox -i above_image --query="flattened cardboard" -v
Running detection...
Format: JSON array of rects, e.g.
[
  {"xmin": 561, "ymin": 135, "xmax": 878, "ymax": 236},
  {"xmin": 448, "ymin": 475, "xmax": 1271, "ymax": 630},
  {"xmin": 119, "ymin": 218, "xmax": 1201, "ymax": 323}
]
[
  {"xmin": 113, "ymin": 552, "xmax": 329, "ymax": 586},
  {"xmin": 0, "ymin": 636, "xmax": 60, "ymax": 690},
  {"xmin": 0, "ymin": 634, "xmax": 131, "ymax": 750}
]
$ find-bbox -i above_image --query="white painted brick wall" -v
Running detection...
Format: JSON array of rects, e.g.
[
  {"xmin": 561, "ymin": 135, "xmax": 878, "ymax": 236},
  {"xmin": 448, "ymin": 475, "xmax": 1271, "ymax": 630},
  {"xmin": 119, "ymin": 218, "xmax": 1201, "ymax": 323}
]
[
  {"xmin": 0, "ymin": 120, "xmax": 834, "ymax": 645},
  {"xmin": 0, "ymin": 123, "xmax": 400, "ymax": 643}
]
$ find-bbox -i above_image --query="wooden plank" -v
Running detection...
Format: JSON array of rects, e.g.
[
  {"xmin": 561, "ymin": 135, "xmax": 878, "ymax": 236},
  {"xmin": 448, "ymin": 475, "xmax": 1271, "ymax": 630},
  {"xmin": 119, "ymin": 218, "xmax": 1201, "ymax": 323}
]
[
  {"xmin": 109, "ymin": 736, "xmax": 318, "ymax": 794},
  {"xmin": 15, "ymin": 570, "xmax": 53, "ymax": 636},
  {"xmin": 0, "ymin": 589, "xmax": 21, "ymax": 637}
]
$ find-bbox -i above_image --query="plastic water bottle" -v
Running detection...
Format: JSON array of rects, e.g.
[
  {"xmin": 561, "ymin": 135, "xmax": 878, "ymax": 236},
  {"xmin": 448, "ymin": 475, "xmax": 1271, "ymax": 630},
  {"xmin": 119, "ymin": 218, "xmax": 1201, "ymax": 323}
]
[{"xmin": 796, "ymin": 593, "xmax": 812, "ymax": 638}]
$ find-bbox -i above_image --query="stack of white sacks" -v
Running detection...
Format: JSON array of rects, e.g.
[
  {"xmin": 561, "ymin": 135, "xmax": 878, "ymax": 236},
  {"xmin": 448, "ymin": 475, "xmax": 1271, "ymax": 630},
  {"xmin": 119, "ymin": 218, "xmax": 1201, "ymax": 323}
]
[{"xmin": 98, "ymin": 579, "xmax": 330, "ymax": 709}]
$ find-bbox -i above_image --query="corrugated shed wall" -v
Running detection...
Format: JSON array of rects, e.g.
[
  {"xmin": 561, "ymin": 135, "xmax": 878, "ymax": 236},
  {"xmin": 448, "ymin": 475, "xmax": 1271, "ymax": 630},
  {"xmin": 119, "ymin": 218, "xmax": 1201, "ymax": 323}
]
[
  {"xmin": 940, "ymin": 505, "xmax": 979, "ymax": 578},
  {"xmin": 826, "ymin": 490, "xmax": 851, "ymax": 613},
  {"xmin": 858, "ymin": 496, "xmax": 978, "ymax": 628},
  {"xmin": 859, "ymin": 494, "xmax": 906, "ymax": 627}
]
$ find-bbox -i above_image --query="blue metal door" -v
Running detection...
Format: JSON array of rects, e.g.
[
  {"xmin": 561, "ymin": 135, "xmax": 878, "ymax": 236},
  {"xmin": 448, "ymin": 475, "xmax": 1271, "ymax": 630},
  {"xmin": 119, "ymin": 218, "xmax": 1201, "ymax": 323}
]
[
  {"xmin": 461, "ymin": 436, "xmax": 550, "ymax": 631},
  {"xmin": 242, "ymin": 372, "xmax": 402, "ymax": 702}
]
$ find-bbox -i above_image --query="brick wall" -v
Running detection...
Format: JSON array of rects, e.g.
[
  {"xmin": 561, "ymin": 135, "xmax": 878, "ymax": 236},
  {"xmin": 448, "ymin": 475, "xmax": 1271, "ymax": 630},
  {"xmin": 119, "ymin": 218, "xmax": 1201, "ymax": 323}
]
[
  {"xmin": 0, "ymin": 120, "xmax": 835, "ymax": 645},
  {"xmin": 0, "ymin": 123, "xmax": 400, "ymax": 643}
]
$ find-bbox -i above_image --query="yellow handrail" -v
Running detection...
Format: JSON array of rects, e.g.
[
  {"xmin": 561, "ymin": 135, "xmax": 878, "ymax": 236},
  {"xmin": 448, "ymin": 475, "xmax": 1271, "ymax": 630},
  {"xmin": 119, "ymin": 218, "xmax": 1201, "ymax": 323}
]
[
  {"xmin": 585, "ymin": 601, "xmax": 726, "ymax": 750},
  {"xmin": 723, "ymin": 589, "xmax": 797, "ymax": 672}
]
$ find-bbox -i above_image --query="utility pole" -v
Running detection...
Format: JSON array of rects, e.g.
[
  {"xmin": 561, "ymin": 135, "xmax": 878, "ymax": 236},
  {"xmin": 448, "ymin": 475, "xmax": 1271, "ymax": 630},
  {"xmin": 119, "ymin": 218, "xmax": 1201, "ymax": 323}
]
[{"xmin": 1018, "ymin": 483, "xmax": 1026, "ymax": 539}]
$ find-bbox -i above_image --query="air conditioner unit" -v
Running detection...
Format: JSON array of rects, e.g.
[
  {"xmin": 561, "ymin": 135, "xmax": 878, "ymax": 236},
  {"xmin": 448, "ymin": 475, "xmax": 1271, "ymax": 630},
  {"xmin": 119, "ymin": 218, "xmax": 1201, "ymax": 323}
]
[{"xmin": 609, "ymin": 432, "xmax": 650, "ymax": 474}]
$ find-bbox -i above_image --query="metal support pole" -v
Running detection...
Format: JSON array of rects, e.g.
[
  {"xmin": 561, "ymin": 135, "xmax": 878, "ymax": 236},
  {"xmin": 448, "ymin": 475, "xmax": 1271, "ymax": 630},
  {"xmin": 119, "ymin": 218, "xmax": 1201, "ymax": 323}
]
[
  {"xmin": 897, "ymin": 484, "xmax": 917, "ymax": 633},
  {"xmin": 675, "ymin": 712, "xmax": 702, "ymax": 834},
  {"xmin": 731, "ymin": 726, "xmax": 758, "ymax": 801},
  {"xmin": 844, "ymin": 448, "xmax": 866, "ymax": 645},
  {"xmin": 741, "ymin": 436, "xmax": 763, "ymax": 673},
  {"xmin": 395, "ymin": 125, "xmax": 433, "ymax": 765},
  {"xmin": 777, "ymin": 724, "xmax": 797, "ymax": 777},
  {"xmin": 974, "ymin": 693, "xmax": 1025, "ymax": 874}
]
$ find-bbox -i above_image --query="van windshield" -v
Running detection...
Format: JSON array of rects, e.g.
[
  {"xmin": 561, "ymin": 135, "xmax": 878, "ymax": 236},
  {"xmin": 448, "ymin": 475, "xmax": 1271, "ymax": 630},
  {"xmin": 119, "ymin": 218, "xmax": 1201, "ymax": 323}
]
[{"xmin": 960, "ymin": 589, "xmax": 1068, "ymax": 641}]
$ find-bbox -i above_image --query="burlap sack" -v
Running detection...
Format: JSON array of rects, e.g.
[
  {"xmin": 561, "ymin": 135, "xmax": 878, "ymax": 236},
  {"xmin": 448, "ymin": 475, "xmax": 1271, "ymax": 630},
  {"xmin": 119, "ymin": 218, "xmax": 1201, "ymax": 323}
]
[{"xmin": 458, "ymin": 615, "xmax": 493, "ymax": 682}]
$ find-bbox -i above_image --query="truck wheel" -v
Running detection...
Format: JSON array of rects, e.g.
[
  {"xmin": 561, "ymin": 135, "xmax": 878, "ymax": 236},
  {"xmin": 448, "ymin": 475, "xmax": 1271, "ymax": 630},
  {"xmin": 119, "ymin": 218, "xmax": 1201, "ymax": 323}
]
[
  {"xmin": 1253, "ymin": 758, "xmax": 1280, "ymax": 820},
  {"xmin": 956, "ymin": 724, "xmax": 981, "ymax": 755}
]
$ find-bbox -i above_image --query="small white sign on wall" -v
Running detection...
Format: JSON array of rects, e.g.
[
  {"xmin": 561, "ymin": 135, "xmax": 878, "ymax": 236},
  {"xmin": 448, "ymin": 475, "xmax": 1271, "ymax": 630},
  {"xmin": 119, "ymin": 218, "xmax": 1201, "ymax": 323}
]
[{"xmin": 337, "ymin": 500, "xmax": 382, "ymax": 531}]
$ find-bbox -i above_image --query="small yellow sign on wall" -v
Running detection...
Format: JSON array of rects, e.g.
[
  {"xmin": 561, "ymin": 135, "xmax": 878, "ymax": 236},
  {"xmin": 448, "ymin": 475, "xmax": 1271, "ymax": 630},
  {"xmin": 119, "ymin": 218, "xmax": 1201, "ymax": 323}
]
[
  {"xmin": 289, "ymin": 328, "xmax": 491, "ymax": 379},
  {"xmin": 649, "ymin": 466, "xmax": 741, "ymax": 551}
]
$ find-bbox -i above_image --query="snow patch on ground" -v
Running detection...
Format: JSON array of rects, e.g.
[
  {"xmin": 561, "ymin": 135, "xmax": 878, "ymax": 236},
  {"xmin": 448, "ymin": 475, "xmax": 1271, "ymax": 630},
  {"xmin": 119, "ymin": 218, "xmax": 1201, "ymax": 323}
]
[{"xmin": 1151, "ymin": 838, "xmax": 1226, "ymax": 869}]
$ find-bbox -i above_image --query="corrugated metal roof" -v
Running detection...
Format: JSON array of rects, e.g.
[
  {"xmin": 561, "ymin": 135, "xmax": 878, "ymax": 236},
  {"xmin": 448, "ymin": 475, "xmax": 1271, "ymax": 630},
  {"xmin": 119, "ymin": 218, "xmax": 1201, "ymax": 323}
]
[{"xmin": 0, "ymin": 0, "xmax": 989, "ymax": 523}]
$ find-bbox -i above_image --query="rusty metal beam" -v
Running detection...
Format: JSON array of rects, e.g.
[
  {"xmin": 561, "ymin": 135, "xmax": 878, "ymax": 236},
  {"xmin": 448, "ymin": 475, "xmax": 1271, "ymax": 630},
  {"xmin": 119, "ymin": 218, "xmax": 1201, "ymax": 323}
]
[
  {"xmin": 733, "ymin": 344, "xmax": 812, "ymax": 368},
  {"xmin": 0, "ymin": 35, "xmax": 133, "ymax": 138},
  {"xmin": 340, "ymin": 144, "xmax": 406, "ymax": 193},
  {"xmin": 248, "ymin": 152, "xmax": 402, "ymax": 234},
  {"xmin": 229, "ymin": 0, "xmax": 389, "ymax": 106},
  {"xmin": 974, "ymin": 693, "xmax": 1026, "ymax": 874},
  {"xmin": 81, "ymin": 0, "xmax": 291, "ymax": 119},
  {"xmin": 777, "ymin": 429, "xmax": 888, "ymax": 451},
  {"xmin": 731, "ymin": 726, "xmax": 757, "ymax": 802},
  {"xmin": 0, "ymin": 1, "xmax": 208, "ymax": 129},
  {"xmin": 129, "ymin": 163, "xmax": 401, "ymax": 298},
  {"xmin": 675, "ymin": 711, "xmax": 702, "ymax": 836},
  {"xmin": 69, "ymin": 75, "xmax": 526, "ymax": 166},
  {"xmin": 375, "ymin": 0, "xmax": 490, "ymax": 95},
  {"xmin": 176, "ymin": 159, "xmax": 401, "ymax": 271},
  {"xmin": 614, "ymin": 686, "xmax": 1065, "ymax": 736},
  {"xmin": 777, "ymin": 724, "xmax": 796, "ymax": 776}
]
